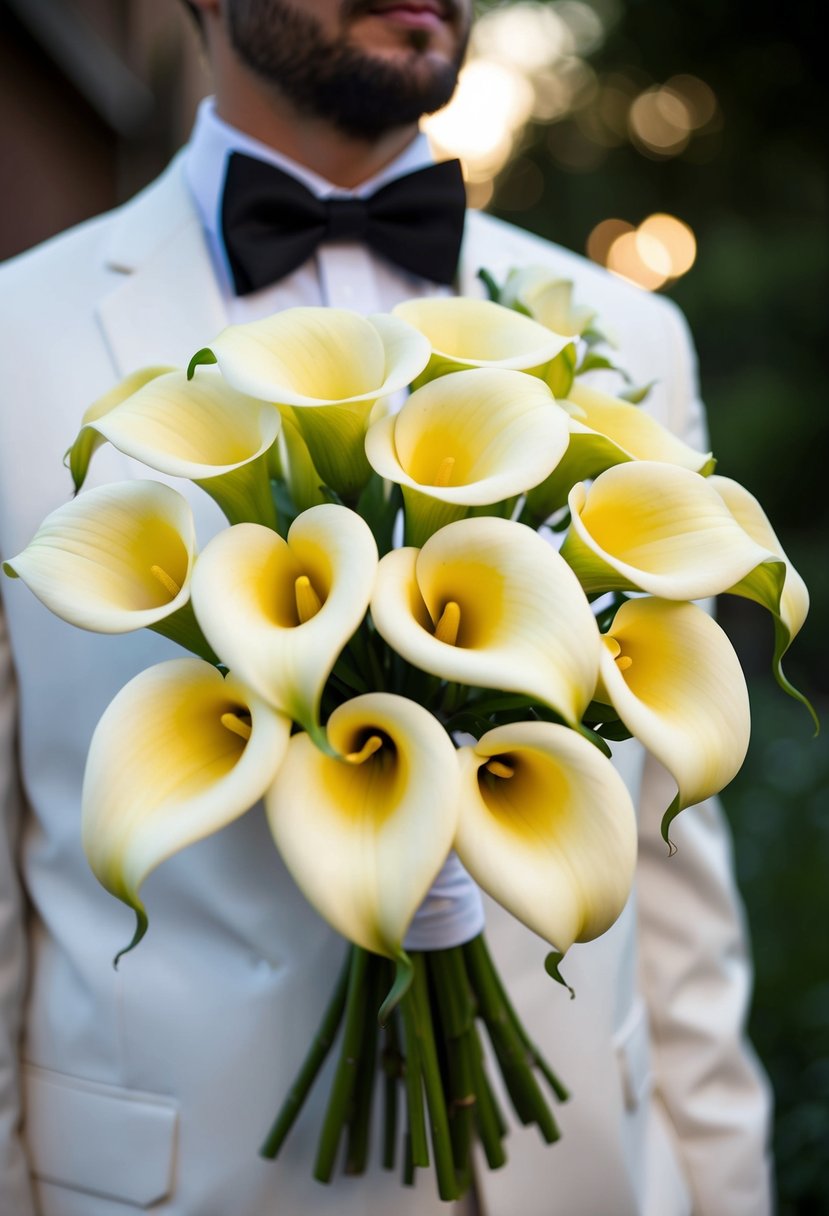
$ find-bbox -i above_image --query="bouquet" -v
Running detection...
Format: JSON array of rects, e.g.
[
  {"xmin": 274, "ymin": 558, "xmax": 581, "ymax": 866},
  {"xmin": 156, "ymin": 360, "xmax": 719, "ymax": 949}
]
[{"xmin": 4, "ymin": 268, "xmax": 814, "ymax": 1200}]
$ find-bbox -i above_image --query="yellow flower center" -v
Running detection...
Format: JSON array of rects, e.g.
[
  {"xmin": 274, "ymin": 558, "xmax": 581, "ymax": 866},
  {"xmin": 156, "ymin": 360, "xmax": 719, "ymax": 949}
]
[
  {"xmin": 294, "ymin": 574, "xmax": 323, "ymax": 623},
  {"xmin": 345, "ymin": 734, "xmax": 384, "ymax": 765},
  {"xmin": 615, "ymin": 655, "xmax": 633, "ymax": 672},
  {"xmin": 220, "ymin": 711, "xmax": 252, "ymax": 741},
  {"xmin": 150, "ymin": 564, "xmax": 181, "ymax": 598},
  {"xmin": 434, "ymin": 601, "xmax": 461, "ymax": 646},
  {"xmin": 433, "ymin": 456, "xmax": 456, "ymax": 487}
]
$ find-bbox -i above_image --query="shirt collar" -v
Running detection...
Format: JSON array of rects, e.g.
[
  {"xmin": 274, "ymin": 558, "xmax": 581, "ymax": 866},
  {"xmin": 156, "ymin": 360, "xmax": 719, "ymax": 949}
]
[{"xmin": 183, "ymin": 95, "xmax": 436, "ymax": 250}]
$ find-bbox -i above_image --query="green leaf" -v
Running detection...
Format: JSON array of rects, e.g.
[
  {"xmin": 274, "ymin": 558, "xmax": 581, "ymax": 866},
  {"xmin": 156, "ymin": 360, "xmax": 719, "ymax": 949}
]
[
  {"xmin": 477, "ymin": 267, "xmax": 501, "ymax": 302},
  {"xmin": 186, "ymin": 347, "xmax": 218, "ymax": 379},
  {"xmin": 544, "ymin": 951, "xmax": 575, "ymax": 999}
]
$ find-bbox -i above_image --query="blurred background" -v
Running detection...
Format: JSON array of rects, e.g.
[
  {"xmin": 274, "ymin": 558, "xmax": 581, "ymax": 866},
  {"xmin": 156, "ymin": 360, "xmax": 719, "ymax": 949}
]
[{"xmin": 1, "ymin": 0, "xmax": 826, "ymax": 1209}]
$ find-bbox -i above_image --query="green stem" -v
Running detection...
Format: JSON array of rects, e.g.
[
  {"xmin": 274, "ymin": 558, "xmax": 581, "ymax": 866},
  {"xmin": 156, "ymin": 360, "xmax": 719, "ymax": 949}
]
[
  {"xmin": 381, "ymin": 1003, "xmax": 403, "ymax": 1171},
  {"xmin": 469, "ymin": 1027, "xmax": 508, "ymax": 1169},
  {"xmin": 344, "ymin": 953, "xmax": 383, "ymax": 1174},
  {"xmin": 399, "ymin": 979, "xmax": 430, "ymax": 1171},
  {"xmin": 313, "ymin": 947, "xmax": 370, "ymax": 1182},
  {"xmin": 463, "ymin": 936, "xmax": 560, "ymax": 1143},
  {"xmin": 411, "ymin": 953, "xmax": 461, "ymax": 1201},
  {"xmin": 259, "ymin": 946, "xmax": 351, "ymax": 1159}
]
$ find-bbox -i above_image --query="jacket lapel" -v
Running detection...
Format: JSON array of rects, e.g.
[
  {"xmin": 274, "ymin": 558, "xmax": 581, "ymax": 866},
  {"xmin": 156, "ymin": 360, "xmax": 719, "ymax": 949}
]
[{"xmin": 96, "ymin": 153, "xmax": 228, "ymax": 378}]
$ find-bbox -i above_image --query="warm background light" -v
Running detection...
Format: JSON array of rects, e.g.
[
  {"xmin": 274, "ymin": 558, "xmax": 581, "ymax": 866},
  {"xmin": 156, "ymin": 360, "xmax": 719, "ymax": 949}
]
[{"xmin": 423, "ymin": 2, "xmax": 714, "ymax": 290}]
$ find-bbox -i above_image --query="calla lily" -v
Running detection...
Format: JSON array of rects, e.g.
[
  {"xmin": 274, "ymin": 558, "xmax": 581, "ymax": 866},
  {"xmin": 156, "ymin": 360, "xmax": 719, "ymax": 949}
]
[
  {"xmin": 370, "ymin": 516, "xmax": 600, "ymax": 725},
  {"xmin": 276, "ymin": 413, "xmax": 327, "ymax": 514},
  {"xmin": 193, "ymin": 308, "xmax": 430, "ymax": 500},
  {"xmin": 392, "ymin": 296, "xmax": 571, "ymax": 386},
  {"xmin": 190, "ymin": 504, "xmax": 378, "ymax": 743},
  {"xmin": 66, "ymin": 364, "xmax": 175, "ymax": 492},
  {"xmin": 525, "ymin": 381, "xmax": 714, "ymax": 520},
  {"xmin": 365, "ymin": 367, "xmax": 570, "ymax": 544},
  {"xmin": 709, "ymin": 475, "xmax": 814, "ymax": 722},
  {"xmin": 4, "ymin": 479, "xmax": 195, "ymax": 632},
  {"xmin": 455, "ymin": 721, "xmax": 636, "ymax": 952},
  {"xmin": 265, "ymin": 692, "xmax": 459, "ymax": 960},
  {"xmin": 69, "ymin": 369, "xmax": 281, "ymax": 527},
  {"xmin": 597, "ymin": 597, "xmax": 750, "ymax": 843},
  {"xmin": 82, "ymin": 658, "xmax": 291, "ymax": 957},
  {"xmin": 498, "ymin": 269, "xmax": 598, "ymax": 338},
  {"xmin": 560, "ymin": 462, "xmax": 781, "ymax": 600}
]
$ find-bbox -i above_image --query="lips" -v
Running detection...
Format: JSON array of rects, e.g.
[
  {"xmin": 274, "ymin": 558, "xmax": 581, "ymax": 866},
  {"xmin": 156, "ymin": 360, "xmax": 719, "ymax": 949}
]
[{"xmin": 364, "ymin": 0, "xmax": 452, "ymax": 21}]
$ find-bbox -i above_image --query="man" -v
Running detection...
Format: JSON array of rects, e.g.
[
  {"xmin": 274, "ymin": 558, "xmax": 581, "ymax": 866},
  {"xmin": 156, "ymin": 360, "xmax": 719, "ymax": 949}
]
[{"xmin": 0, "ymin": 1, "xmax": 772, "ymax": 1213}]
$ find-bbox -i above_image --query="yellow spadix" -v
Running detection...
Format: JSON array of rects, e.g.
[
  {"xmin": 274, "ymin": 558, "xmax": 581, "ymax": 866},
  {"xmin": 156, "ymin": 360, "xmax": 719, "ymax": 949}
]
[
  {"xmin": 597, "ymin": 598, "xmax": 750, "ymax": 842},
  {"xmin": 392, "ymin": 296, "xmax": 571, "ymax": 384},
  {"xmin": 561, "ymin": 462, "xmax": 780, "ymax": 599},
  {"xmin": 3, "ymin": 480, "xmax": 195, "ymax": 633},
  {"xmin": 455, "ymin": 722, "xmax": 637, "ymax": 951},
  {"xmin": 195, "ymin": 307, "xmax": 430, "ymax": 500},
  {"xmin": 190, "ymin": 504, "xmax": 378, "ymax": 740},
  {"xmin": 365, "ymin": 366, "xmax": 570, "ymax": 544},
  {"xmin": 82, "ymin": 658, "xmax": 290, "ymax": 957},
  {"xmin": 370, "ymin": 516, "xmax": 600, "ymax": 725},
  {"xmin": 265, "ymin": 693, "xmax": 459, "ymax": 958}
]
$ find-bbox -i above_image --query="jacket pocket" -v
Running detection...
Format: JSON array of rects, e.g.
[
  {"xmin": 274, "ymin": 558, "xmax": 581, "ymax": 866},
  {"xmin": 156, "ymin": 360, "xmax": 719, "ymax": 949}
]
[{"xmin": 22, "ymin": 1063, "xmax": 178, "ymax": 1208}]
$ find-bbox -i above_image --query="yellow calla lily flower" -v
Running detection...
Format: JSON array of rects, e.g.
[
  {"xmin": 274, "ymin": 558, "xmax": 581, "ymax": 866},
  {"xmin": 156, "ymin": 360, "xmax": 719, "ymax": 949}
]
[
  {"xmin": 82, "ymin": 658, "xmax": 291, "ymax": 957},
  {"xmin": 709, "ymin": 475, "xmax": 815, "ymax": 724},
  {"xmin": 498, "ymin": 269, "xmax": 598, "ymax": 338},
  {"xmin": 72, "ymin": 369, "xmax": 282, "ymax": 527},
  {"xmin": 265, "ymin": 692, "xmax": 459, "ymax": 959},
  {"xmin": 365, "ymin": 366, "xmax": 570, "ymax": 545},
  {"xmin": 370, "ymin": 517, "xmax": 600, "ymax": 725},
  {"xmin": 3, "ymin": 480, "xmax": 195, "ymax": 633},
  {"xmin": 190, "ymin": 504, "xmax": 378, "ymax": 742},
  {"xmin": 561, "ymin": 462, "xmax": 780, "ymax": 599},
  {"xmin": 195, "ymin": 308, "xmax": 430, "ymax": 500},
  {"xmin": 455, "ymin": 722, "xmax": 637, "ymax": 951},
  {"xmin": 392, "ymin": 296, "xmax": 571, "ymax": 385},
  {"xmin": 526, "ymin": 381, "xmax": 714, "ymax": 520},
  {"xmin": 66, "ymin": 364, "xmax": 175, "ymax": 492},
  {"xmin": 597, "ymin": 597, "xmax": 750, "ymax": 843}
]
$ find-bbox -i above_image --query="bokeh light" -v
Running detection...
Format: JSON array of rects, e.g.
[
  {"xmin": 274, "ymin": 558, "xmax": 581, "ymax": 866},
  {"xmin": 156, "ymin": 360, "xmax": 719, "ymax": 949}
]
[{"xmin": 589, "ymin": 212, "xmax": 697, "ymax": 290}]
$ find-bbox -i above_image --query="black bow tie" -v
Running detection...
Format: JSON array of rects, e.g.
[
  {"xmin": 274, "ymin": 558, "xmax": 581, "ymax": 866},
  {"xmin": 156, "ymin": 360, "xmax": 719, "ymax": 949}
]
[{"xmin": 220, "ymin": 151, "xmax": 467, "ymax": 296}]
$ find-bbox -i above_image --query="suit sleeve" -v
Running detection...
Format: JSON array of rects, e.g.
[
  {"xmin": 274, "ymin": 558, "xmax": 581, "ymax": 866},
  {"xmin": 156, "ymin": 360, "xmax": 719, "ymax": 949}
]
[
  {"xmin": 636, "ymin": 300, "xmax": 774, "ymax": 1216},
  {"xmin": 0, "ymin": 596, "xmax": 37, "ymax": 1216}
]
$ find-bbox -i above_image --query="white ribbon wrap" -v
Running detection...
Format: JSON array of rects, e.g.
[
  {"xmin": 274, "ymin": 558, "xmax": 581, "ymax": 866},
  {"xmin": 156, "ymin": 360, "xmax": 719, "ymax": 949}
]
[{"xmin": 403, "ymin": 851, "xmax": 485, "ymax": 951}]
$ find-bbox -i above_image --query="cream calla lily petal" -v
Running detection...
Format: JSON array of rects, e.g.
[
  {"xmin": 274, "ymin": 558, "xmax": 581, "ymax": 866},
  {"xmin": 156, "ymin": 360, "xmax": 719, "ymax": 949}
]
[
  {"xmin": 392, "ymin": 296, "xmax": 571, "ymax": 384},
  {"xmin": 561, "ymin": 463, "xmax": 778, "ymax": 599},
  {"xmin": 709, "ymin": 475, "xmax": 814, "ymax": 722},
  {"xmin": 191, "ymin": 504, "xmax": 378, "ymax": 737},
  {"xmin": 84, "ymin": 369, "xmax": 281, "ymax": 481},
  {"xmin": 365, "ymin": 367, "xmax": 570, "ymax": 544},
  {"xmin": 82, "ymin": 658, "xmax": 290, "ymax": 954},
  {"xmin": 371, "ymin": 517, "xmax": 600, "ymax": 724},
  {"xmin": 526, "ymin": 383, "xmax": 714, "ymax": 519},
  {"xmin": 265, "ymin": 692, "xmax": 459, "ymax": 958},
  {"xmin": 66, "ymin": 365, "xmax": 176, "ymax": 492},
  {"xmin": 455, "ymin": 721, "xmax": 637, "ymax": 951},
  {"xmin": 3, "ymin": 480, "xmax": 195, "ymax": 632},
  {"xmin": 597, "ymin": 598, "xmax": 750, "ymax": 839},
  {"xmin": 199, "ymin": 308, "xmax": 430, "ymax": 499},
  {"xmin": 499, "ymin": 269, "xmax": 598, "ymax": 337}
]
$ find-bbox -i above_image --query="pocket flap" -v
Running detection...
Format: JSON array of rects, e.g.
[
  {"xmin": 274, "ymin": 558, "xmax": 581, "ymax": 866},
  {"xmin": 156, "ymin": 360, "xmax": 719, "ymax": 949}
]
[{"xmin": 23, "ymin": 1064, "xmax": 178, "ymax": 1208}]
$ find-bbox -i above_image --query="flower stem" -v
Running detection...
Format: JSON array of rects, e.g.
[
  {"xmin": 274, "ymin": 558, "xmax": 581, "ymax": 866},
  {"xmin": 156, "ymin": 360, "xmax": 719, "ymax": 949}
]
[
  {"xmin": 313, "ymin": 947, "xmax": 370, "ymax": 1181},
  {"xmin": 410, "ymin": 953, "xmax": 461, "ymax": 1200},
  {"xmin": 399, "ymin": 978, "xmax": 430, "ymax": 1171}
]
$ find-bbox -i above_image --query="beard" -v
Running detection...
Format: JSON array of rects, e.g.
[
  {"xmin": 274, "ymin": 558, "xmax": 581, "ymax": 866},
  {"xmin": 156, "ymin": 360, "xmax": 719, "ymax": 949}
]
[{"xmin": 226, "ymin": 0, "xmax": 469, "ymax": 138}]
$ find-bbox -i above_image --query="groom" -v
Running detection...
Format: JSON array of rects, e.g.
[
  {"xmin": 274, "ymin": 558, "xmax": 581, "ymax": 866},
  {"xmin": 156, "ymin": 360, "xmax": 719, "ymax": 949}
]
[{"xmin": 0, "ymin": 1, "xmax": 772, "ymax": 1213}]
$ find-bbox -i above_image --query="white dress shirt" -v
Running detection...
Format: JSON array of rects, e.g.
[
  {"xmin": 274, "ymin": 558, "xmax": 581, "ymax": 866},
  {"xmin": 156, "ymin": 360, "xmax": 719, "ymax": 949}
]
[{"xmin": 183, "ymin": 96, "xmax": 452, "ymax": 319}]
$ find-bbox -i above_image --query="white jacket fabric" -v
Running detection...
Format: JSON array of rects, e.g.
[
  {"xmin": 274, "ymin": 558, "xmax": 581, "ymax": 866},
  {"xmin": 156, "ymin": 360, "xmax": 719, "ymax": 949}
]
[{"xmin": 0, "ymin": 155, "xmax": 773, "ymax": 1216}]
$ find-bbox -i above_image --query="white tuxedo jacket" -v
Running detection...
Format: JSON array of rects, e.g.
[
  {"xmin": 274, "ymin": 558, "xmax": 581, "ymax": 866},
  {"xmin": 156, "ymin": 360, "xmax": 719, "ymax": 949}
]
[{"xmin": 0, "ymin": 155, "xmax": 773, "ymax": 1216}]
